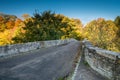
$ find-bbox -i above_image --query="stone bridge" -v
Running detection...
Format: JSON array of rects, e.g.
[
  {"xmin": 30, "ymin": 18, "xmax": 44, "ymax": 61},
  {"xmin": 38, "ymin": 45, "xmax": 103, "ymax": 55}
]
[{"xmin": 0, "ymin": 39, "xmax": 120, "ymax": 80}]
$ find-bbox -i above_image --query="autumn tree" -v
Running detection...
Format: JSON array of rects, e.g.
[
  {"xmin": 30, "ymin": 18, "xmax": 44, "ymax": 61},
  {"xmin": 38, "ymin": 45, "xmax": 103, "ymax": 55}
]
[
  {"xmin": 13, "ymin": 10, "xmax": 83, "ymax": 43},
  {"xmin": 84, "ymin": 18, "xmax": 118, "ymax": 51},
  {"xmin": 0, "ymin": 14, "xmax": 23, "ymax": 45},
  {"xmin": 13, "ymin": 11, "xmax": 66, "ymax": 42}
]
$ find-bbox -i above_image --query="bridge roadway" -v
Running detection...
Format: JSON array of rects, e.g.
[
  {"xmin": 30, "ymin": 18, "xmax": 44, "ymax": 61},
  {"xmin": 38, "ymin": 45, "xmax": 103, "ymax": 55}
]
[
  {"xmin": 0, "ymin": 41, "xmax": 80, "ymax": 80},
  {"xmin": 0, "ymin": 41, "xmax": 109, "ymax": 80}
]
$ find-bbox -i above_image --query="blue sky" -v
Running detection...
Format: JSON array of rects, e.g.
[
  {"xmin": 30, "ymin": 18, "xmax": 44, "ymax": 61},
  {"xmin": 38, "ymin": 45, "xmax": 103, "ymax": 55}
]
[{"xmin": 0, "ymin": 0, "xmax": 120, "ymax": 25}]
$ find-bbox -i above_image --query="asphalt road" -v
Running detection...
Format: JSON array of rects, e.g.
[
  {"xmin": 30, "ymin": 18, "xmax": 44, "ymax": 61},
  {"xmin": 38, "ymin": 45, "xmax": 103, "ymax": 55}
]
[{"xmin": 0, "ymin": 41, "xmax": 80, "ymax": 80}]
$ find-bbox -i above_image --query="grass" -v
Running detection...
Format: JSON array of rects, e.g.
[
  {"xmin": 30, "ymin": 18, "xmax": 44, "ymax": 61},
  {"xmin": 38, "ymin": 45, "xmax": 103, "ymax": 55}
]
[{"xmin": 83, "ymin": 61, "xmax": 90, "ymax": 67}]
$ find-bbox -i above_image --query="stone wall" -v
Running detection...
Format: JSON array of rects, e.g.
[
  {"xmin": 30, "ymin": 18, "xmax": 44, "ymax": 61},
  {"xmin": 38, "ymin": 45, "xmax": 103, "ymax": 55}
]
[
  {"xmin": 0, "ymin": 39, "xmax": 76, "ymax": 58},
  {"xmin": 82, "ymin": 40, "xmax": 120, "ymax": 80}
]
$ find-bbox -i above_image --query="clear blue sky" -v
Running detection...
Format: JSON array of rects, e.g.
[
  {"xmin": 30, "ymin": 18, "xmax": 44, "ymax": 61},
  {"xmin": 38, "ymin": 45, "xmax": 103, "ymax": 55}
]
[{"xmin": 0, "ymin": 0, "xmax": 120, "ymax": 24}]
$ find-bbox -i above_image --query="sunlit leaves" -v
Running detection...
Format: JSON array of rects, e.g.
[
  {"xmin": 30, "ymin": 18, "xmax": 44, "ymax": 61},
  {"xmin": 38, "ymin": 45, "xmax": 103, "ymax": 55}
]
[
  {"xmin": 0, "ymin": 29, "xmax": 13, "ymax": 45},
  {"xmin": 84, "ymin": 18, "xmax": 119, "ymax": 52},
  {"xmin": 0, "ymin": 15, "xmax": 23, "ymax": 45}
]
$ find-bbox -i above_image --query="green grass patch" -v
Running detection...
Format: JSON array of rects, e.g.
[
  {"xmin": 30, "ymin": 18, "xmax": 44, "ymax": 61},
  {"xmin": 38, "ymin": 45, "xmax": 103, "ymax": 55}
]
[{"xmin": 83, "ymin": 61, "xmax": 90, "ymax": 67}]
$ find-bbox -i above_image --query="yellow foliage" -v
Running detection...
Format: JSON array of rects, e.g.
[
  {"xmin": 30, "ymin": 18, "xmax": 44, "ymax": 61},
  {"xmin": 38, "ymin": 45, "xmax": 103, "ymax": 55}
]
[
  {"xmin": 0, "ymin": 29, "xmax": 13, "ymax": 45},
  {"xmin": 84, "ymin": 18, "xmax": 119, "ymax": 52}
]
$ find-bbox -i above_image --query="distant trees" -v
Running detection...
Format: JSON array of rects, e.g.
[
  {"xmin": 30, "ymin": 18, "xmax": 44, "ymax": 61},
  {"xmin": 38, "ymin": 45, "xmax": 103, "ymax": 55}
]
[
  {"xmin": 13, "ymin": 11, "xmax": 83, "ymax": 43},
  {"xmin": 22, "ymin": 14, "xmax": 30, "ymax": 20},
  {"xmin": 0, "ymin": 11, "xmax": 83, "ymax": 45},
  {"xmin": 0, "ymin": 14, "xmax": 23, "ymax": 45}
]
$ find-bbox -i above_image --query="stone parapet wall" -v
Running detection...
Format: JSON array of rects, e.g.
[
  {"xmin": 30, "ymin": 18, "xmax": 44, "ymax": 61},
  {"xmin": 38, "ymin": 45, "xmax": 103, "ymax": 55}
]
[
  {"xmin": 0, "ymin": 38, "xmax": 76, "ymax": 58},
  {"xmin": 82, "ymin": 40, "xmax": 120, "ymax": 80}
]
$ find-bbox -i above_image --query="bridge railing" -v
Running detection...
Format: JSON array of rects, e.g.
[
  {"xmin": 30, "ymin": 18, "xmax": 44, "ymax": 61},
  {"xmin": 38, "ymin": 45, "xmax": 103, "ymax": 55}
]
[
  {"xmin": 82, "ymin": 40, "xmax": 120, "ymax": 80},
  {"xmin": 0, "ymin": 38, "xmax": 77, "ymax": 58}
]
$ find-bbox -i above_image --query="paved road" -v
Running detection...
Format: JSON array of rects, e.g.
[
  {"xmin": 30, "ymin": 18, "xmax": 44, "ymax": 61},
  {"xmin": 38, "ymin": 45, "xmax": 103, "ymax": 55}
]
[{"xmin": 0, "ymin": 41, "xmax": 80, "ymax": 80}]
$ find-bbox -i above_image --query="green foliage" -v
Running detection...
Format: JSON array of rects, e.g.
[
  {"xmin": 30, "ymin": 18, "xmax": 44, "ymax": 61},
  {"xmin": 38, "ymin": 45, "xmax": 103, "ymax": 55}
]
[
  {"xmin": 114, "ymin": 16, "xmax": 120, "ymax": 52},
  {"xmin": 24, "ymin": 11, "xmax": 66, "ymax": 42},
  {"xmin": 114, "ymin": 16, "xmax": 120, "ymax": 28},
  {"xmin": 83, "ymin": 61, "xmax": 90, "ymax": 67},
  {"xmin": 13, "ymin": 10, "xmax": 83, "ymax": 43}
]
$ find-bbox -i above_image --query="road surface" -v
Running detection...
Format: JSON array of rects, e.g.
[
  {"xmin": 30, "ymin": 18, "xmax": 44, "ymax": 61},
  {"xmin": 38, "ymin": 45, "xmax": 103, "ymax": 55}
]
[{"xmin": 0, "ymin": 41, "xmax": 80, "ymax": 80}]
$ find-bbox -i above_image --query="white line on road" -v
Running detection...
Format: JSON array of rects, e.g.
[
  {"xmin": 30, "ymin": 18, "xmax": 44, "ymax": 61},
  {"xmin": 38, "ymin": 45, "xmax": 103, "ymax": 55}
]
[{"xmin": 72, "ymin": 51, "xmax": 81, "ymax": 80}]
